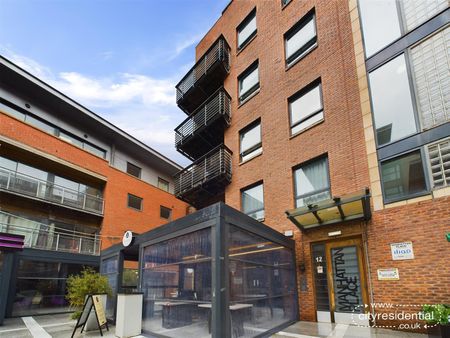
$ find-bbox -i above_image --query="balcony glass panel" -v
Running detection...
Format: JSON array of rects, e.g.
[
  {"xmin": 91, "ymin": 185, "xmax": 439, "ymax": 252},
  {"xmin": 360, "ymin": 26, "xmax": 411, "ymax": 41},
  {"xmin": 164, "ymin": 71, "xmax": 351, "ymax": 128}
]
[{"xmin": 0, "ymin": 157, "xmax": 104, "ymax": 214}]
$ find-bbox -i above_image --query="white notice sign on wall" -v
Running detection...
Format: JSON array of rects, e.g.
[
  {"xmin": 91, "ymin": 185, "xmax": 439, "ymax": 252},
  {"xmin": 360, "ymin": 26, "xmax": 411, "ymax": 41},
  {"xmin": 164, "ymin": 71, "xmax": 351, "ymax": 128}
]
[{"xmin": 390, "ymin": 242, "xmax": 414, "ymax": 260}]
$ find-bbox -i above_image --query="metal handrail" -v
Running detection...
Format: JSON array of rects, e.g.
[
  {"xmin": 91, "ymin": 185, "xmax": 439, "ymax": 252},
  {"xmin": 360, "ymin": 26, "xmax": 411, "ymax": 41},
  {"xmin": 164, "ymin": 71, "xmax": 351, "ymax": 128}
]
[
  {"xmin": 175, "ymin": 88, "xmax": 231, "ymax": 147},
  {"xmin": 0, "ymin": 211, "xmax": 101, "ymax": 255},
  {"xmin": 0, "ymin": 166, "xmax": 104, "ymax": 214},
  {"xmin": 174, "ymin": 144, "xmax": 232, "ymax": 196},
  {"xmin": 176, "ymin": 36, "xmax": 231, "ymax": 103}
]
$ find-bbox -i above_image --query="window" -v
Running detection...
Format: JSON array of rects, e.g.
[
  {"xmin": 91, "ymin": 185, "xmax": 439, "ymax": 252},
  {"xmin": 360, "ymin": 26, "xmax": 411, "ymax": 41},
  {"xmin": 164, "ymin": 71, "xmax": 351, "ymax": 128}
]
[
  {"xmin": 359, "ymin": 0, "xmax": 447, "ymax": 57},
  {"xmin": 59, "ymin": 131, "xmax": 83, "ymax": 147},
  {"xmin": 83, "ymin": 143, "xmax": 106, "ymax": 159},
  {"xmin": 238, "ymin": 61, "xmax": 259, "ymax": 103},
  {"xmin": 160, "ymin": 206, "xmax": 172, "ymax": 220},
  {"xmin": 25, "ymin": 114, "xmax": 56, "ymax": 134},
  {"xmin": 126, "ymin": 162, "xmax": 142, "ymax": 178},
  {"xmin": 369, "ymin": 54, "xmax": 417, "ymax": 146},
  {"xmin": 358, "ymin": 0, "xmax": 401, "ymax": 57},
  {"xmin": 427, "ymin": 138, "xmax": 450, "ymax": 189},
  {"xmin": 241, "ymin": 183, "xmax": 264, "ymax": 221},
  {"xmin": 237, "ymin": 8, "xmax": 257, "ymax": 50},
  {"xmin": 410, "ymin": 27, "xmax": 450, "ymax": 129},
  {"xmin": 158, "ymin": 177, "xmax": 170, "ymax": 192},
  {"xmin": 127, "ymin": 193, "xmax": 143, "ymax": 211},
  {"xmin": 289, "ymin": 81, "xmax": 323, "ymax": 135},
  {"xmin": 285, "ymin": 10, "xmax": 317, "ymax": 66},
  {"xmin": 381, "ymin": 151, "xmax": 427, "ymax": 202},
  {"xmin": 294, "ymin": 157, "xmax": 330, "ymax": 207},
  {"xmin": 240, "ymin": 120, "xmax": 262, "ymax": 162},
  {"xmin": 282, "ymin": 0, "xmax": 291, "ymax": 6}
]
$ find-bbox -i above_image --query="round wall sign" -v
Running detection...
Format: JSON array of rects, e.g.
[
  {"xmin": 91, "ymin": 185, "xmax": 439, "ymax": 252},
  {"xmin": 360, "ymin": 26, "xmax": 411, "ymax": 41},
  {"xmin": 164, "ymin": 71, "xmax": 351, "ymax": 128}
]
[{"xmin": 122, "ymin": 231, "xmax": 133, "ymax": 247}]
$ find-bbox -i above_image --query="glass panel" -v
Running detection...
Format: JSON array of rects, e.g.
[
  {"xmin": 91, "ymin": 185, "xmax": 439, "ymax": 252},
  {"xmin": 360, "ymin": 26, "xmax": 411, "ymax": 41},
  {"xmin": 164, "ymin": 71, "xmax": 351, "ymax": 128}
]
[
  {"xmin": 286, "ymin": 15, "xmax": 316, "ymax": 60},
  {"xmin": 25, "ymin": 115, "xmax": 56, "ymax": 134},
  {"xmin": 369, "ymin": 54, "xmax": 417, "ymax": 145},
  {"xmin": 158, "ymin": 178, "xmax": 170, "ymax": 192},
  {"xmin": 228, "ymin": 226, "xmax": 297, "ymax": 337},
  {"xmin": 239, "ymin": 66, "xmax": 259, "ymax": 99},
  {"xmin": 59, "ymin": 131, "xmax": 83, "ymax": 147},
  {"xmin": 83, "ymin": 142, "xmax": 106, "ymax": 158},
  {"xmin": 242, "ymin": 184, "xmax": 264, "ymax": 220},
  {"xmin": 428, "ymin": 138, "xmax": 450, "ymax": 188},
  {"xmin": 290, "ymin": 84, "xmax": 322, "ymax": 129},
  {"xmin": 411, "ymin": 27, "xmax": 450, "ymax": 129},
  {"xmin": 160, "ymin": 206, "xmax": 172, "ymax": 220},
  {"xmin": 0, "ymin": 156, "xmax": 17, "ymax": 171},
  {"xmin": 359, "ymin": 0, "xmax": 401, "ymax": 57},
  {"xmin": 331, "ymin": 246, "xmax": 364, "ymax": 313},
  {"xmin": 295, "ymin": 157, "xmax": 330, "ymax": 207},
  {"xmin": 381, "ymin": 151, "xmax": 427, "ymax": 201},
  {"xmin": 401, "ymin": 0, "xmax": 448, "ymax": 31},
  {"xmin": 126, "ymin": 162, "xmax": 141, "ymax": 178},
  {"xmin": 240, "ymin": 122, "xmax": 261, "ymax": 161},
  {"xmin": 141, "ymin": 228, "xmax": 211, "ymax": 337},
  {"xmin": 101, "ymin": 256, "xmax": 119, "ymax": 320},
  {"xmin": 0, "ymin": 101, "xmax": 25, "ymax": 120},
  {"xmin": 291, "ymin": 111, "xmax": 324, "ymax": 135},
  {"xmin": 128, "ymin": 194, "xmax": 143, "ymax": 210},
  {"xmin": 238, "ymin": 12, "xmax": 257, "ymax": 48},
  {"xmin": 12, "ymin": 260, "xmax": 93, "ymax": 316}
]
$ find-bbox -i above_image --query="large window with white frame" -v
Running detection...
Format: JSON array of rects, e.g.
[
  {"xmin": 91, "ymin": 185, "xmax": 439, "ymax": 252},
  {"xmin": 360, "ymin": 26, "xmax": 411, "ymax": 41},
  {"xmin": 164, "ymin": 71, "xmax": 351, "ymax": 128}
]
[
  {"xmin": 237, "ymin": 8, "xmax": 257, "ymax": 50},
  {"xmin": 238, "ymin": 60, "xmax": 259, "ymax": 103},
  {"xmin": 289, "ymin": 80, "xmax": 323, "ymax": 135},
  {"xmin": 239, "ymin": 119, "xmax": 262, "ymax": 162},
  {"xmin": 241, "ymin": 182, "xmax": 265, "ymax": 221},
  {"xmin": 293, "ymin": 156, "xmax": 330, "ymax": 208},
  {"xmin": 284, "ymin": 9, "xmax": 317, "ymax": 66}
]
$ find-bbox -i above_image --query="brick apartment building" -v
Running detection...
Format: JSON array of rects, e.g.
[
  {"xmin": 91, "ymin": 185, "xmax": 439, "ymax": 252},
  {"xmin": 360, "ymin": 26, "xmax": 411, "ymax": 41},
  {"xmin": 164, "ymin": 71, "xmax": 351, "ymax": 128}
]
[
  {"xmin": 173, "ymin": 0, "xmax": 449, "ymax": 329},
  {"xmin": 0, "ymin": 56, "xmax": 189, "ymax": 324}
]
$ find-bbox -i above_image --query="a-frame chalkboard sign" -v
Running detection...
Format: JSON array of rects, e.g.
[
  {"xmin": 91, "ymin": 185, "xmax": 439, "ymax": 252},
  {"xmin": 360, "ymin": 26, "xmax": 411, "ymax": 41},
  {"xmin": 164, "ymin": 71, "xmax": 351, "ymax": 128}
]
[{"xmin": 71, "ymin": 294, "xmax": 109, "ymax": 338}]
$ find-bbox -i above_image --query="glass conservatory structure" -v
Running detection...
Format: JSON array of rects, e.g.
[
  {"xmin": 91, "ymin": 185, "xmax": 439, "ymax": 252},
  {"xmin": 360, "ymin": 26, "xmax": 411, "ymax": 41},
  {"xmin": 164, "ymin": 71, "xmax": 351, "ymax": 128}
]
[{"xmin": 100, "ymin": 202, "xmax": 298, "ymax": 338}]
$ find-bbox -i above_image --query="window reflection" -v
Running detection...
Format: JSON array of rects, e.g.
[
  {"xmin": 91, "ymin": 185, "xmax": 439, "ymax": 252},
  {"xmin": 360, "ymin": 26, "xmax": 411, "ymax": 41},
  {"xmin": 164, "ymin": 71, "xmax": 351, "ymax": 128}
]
[
  {"xmin": 369, "ymin": 54, "xmax": 417, "ymax": 146},
  {"xmin": 12, "ymin": 260, "xmax": 95, "ymax": 316},
  {"xmin": 381, "ymin": 150, "xmax": 427, "ymax": 201}
]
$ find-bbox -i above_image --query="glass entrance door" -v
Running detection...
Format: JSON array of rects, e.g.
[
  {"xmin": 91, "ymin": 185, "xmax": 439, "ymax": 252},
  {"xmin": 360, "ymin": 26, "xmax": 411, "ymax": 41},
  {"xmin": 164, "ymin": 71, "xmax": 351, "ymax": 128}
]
[{"xmin": 312, "ymin": 238, "xmax": 369, "ymax": 325}]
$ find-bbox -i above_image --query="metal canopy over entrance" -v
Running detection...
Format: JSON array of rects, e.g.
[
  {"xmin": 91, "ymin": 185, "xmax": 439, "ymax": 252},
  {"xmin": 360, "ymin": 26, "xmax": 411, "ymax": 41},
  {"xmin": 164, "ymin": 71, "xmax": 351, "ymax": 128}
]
[
  {"xmin": 285, "ymin": 188, "xmax": 371, "ymax": 231},
  {"xmin": 100, "ymin": 202, "xmax": 299, "ymax": 338}
]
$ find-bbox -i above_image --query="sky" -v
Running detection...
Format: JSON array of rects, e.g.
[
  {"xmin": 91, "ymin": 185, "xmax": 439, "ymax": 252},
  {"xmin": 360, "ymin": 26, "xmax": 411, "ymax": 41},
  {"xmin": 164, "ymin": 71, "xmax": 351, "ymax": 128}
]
[{"xmin": 0, "ymin": 0, "xmax": 230, "ymax": 166}]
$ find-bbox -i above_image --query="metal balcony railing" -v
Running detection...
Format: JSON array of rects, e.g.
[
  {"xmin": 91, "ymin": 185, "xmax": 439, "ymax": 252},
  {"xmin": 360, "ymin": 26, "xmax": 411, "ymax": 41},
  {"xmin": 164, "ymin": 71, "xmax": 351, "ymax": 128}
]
[
  {"xmin": 175, "ymin": 88, "xmax": 231, "ymax": 149},
  {"xmin": 174, "ymin": 144, "xmax": 232, "ymax": 198},
  {"xmin": 0, "ymin": 166, "xmax": 104, "ymax": 215},
  {"xmin": 0, "ymin": 211, "xmax": 101, "ymax": 255},
  {"xmin": 176, "ymin": 36, "xmax": 230, "ymax": 111}
]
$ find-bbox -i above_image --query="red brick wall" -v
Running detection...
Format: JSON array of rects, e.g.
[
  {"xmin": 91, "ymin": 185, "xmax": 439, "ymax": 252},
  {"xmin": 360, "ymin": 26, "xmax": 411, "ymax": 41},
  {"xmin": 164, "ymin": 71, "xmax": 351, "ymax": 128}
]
[
  {"xmin": 194, "ymin": 0, "xmax": 450, "ymax": 327},
  {"xmin": 0, "ymin": 112, "xmax": 189, "ymax": 249}
]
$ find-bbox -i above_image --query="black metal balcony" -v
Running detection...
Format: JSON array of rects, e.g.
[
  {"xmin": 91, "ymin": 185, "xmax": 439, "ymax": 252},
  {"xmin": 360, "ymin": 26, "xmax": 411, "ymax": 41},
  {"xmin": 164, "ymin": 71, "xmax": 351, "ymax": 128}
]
[
  {"xmin": 174, "ymin": 144, "xmax": 232, "ymax": 207},
  {"xmin": 176, "ymin": 35, "xmax": 230, "ymax": 113},
  {"xmin": 175, "ymin": 88, "xmax": 231, "ymax": 160}
]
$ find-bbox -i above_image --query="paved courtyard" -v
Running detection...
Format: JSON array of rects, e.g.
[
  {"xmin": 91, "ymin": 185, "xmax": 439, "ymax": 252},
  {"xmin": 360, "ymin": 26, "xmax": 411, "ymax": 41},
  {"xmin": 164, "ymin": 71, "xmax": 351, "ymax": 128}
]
[{"xmin": 0, "ymin": 313, "xmax": 428, "ymax": 337}]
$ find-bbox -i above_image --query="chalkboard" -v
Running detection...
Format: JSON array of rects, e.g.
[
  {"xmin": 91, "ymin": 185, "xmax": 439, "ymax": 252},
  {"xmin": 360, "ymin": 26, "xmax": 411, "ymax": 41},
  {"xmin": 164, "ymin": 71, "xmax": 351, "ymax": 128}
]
[{"xmin": 71, "ymin": 294, "xmax": 109, "ymax": 338}]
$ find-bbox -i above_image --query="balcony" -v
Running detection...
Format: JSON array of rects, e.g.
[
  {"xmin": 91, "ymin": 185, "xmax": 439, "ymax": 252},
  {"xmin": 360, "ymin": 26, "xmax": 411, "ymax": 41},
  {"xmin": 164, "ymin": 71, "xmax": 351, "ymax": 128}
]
[
  {"xmin": 176, "ymin": 35, "xmax": 231, "ymax": 113},
  {"xmin": 174, "ymin": 144, "xmax": 232, "ymax": 207},
  {"xmin": 0, "ymin": 211, "xmax": 101, "ymax": 255},
  {"xmin": 0, "ymin": 166, "xmax": 104, "ymax": 215},
  {"xmin": 175, "ymin": 88, "xmax": 231, "ymax": 160}
]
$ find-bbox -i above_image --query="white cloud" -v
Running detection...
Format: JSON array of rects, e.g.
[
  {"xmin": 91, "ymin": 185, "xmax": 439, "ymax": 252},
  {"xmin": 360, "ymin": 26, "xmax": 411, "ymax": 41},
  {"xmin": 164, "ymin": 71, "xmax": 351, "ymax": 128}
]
[{"xmin": 1, "ymin": 48, "xmax": 190, "ymax": 165}]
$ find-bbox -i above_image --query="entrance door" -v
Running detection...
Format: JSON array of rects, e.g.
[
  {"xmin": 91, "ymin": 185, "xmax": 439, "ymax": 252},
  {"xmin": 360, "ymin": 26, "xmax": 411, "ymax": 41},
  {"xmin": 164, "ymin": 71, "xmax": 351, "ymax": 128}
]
[{"xmin": 312, "ymin": 238, "xmax": 369, "ymax": 326}]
